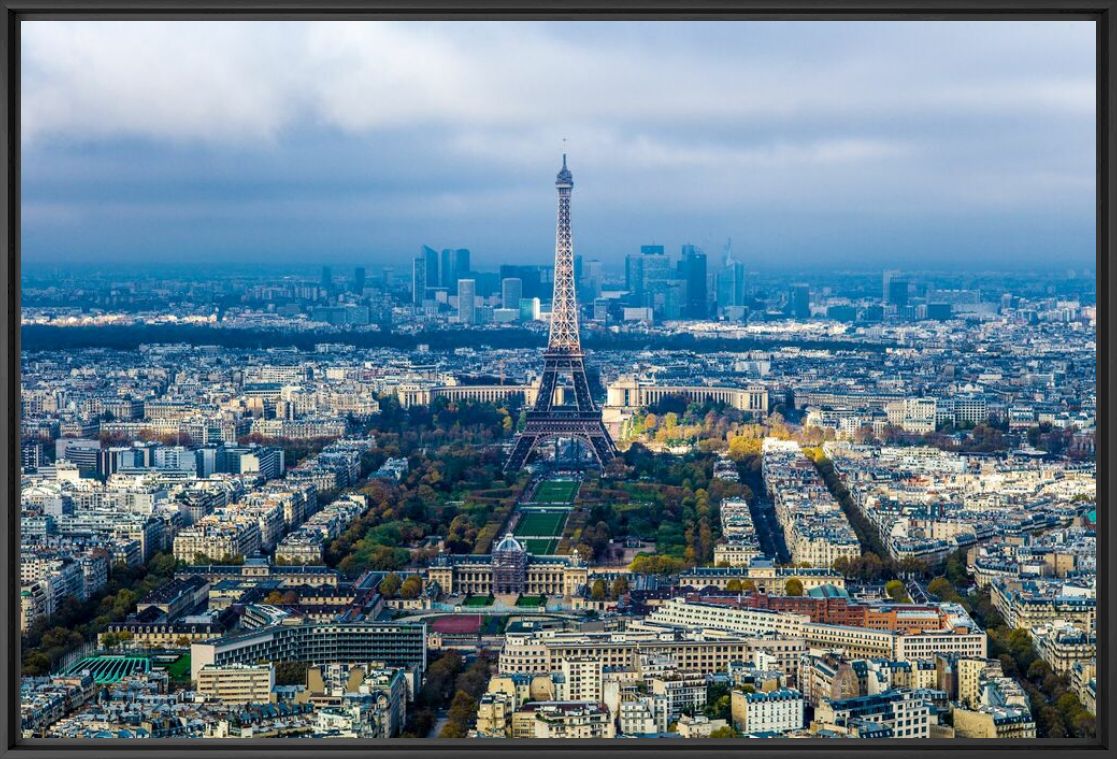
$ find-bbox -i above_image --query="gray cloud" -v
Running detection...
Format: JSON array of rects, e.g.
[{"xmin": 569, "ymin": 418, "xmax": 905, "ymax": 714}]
[{"xmin": 20, "ymin": 20, "xmax": 1096, "ymax": 270}]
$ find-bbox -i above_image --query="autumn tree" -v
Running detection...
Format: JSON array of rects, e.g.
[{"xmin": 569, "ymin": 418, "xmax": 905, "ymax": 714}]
[
  {"xmin": 590, "ymin": 579, "xmax": 607, "ymax": 601},
  {"xmin": 400, "ymin": 575, "xmax": 423, "ymax": 599},
  {"xmin": 379, "ymin": 573, "xmax": 402, "ymax": 598}
]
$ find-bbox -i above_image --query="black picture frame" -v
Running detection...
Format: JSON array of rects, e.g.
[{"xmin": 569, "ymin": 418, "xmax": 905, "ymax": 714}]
[{"xmin": 1, "ymin": 2, "xmax": 1112, "ymax": 757}]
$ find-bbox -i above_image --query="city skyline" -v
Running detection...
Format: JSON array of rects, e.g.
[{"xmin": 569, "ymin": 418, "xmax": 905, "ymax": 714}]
[
  {"xmin": 16, "ymin": 19, "xmax": 1099, "ymax": 743},
  {"xmin": 22, "ymin": 20, "xmax": 1096, "ymax": 270}
]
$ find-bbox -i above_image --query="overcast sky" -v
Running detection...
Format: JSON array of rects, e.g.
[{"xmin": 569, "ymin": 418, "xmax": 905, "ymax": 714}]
[{"xmin": 20, "ymin": 20, "xmax": 1096, "ymax": 273}]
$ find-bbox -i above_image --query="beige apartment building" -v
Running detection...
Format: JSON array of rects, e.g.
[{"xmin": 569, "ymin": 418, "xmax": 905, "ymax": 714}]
[{"xmin": 195, "ymin": 663, "xmax": 275, "ymax": 704}]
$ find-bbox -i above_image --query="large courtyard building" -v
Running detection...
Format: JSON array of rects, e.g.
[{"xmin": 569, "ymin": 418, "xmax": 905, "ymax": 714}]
[
  {"xmin": 190, "ymin": 622, "xmax": 428, "ymax": 683},
  {"xmin": 426, "ymin": 536, "xmax": 588, "ymax": 597}
]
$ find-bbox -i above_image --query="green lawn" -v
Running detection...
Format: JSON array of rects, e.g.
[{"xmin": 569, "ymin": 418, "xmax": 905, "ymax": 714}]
[
  {"xmin": 463, "ymin": 594, "xmax": 494, "ymax": 607},
  {"xmin": 166, "ymin": 654, "xmax": 191, "ymax": 682},
  {"xmin": 520, "ymin": 538, "xmax": 558, "ymax": 554},
  {"xmin": 515, "ymin": 510, "xmax": 567, "ymax": 537},
  {"xmin": 516, "ymin": 595, "xmax": 547, "ymax": 608},
  {"xmin": 620, "ymin": 483, "xmax": 658, "ymax": 503},
  {"xmin": 533, "ymin": 479, "xmax": 579, "ymax": 503}
]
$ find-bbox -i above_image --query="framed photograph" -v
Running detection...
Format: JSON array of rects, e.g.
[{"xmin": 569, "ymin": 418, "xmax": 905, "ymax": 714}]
[{"xmin": 3, "ymin": 2, "xmax": 1112, "ymax": 758}]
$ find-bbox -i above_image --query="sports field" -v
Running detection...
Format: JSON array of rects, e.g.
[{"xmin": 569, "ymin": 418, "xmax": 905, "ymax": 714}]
[
  {"xmin": 520, "ymin": 538, "xmax": 558, "ymax": 554},
  {"xmin": 515, "ymin": 510, "xmax": 567, "ymax": 536},
  {"xmin": 532, "ymin": 479, "xmax": 579, "ymax": 503},
  {"xmin": 514, "ymin": 508, "xmax": 569, "ymax": 555}
]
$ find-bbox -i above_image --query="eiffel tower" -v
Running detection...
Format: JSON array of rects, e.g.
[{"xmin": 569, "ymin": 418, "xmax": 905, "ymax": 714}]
[{"xmin": 504, "ymin": 155, "xmax": 617, "ymax": 473}]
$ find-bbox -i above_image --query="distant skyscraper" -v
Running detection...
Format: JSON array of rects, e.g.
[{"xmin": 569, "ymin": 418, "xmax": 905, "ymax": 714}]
[
  {"xmin": 422, "ymin": 245, "xmax": 440, "ymax": 288},
  {"xmin": 888, "ymin": 277, "xmax": 910, "ymax": 307},
  {"xmin": 789, "ymin": 283, "xmax": 811, "ymax": 319},
  {"xmin": 412, "ymin": 256, "xmax": 427, "ymax": 306},
  {"xmin": 716, "ymin": 260, "xmax": 747, "ymax": 309},
  {"xmin": 352, "ymin": 266, "xmax": 366, "ymax": 293},
  {"xmin": 454, "ymin": 248, "xmax": 471, "ymax": 282},
  {"xmin": 502, "ymin": 277, "xmax": 523, "ymax": 310},
  {"xmin": 439, "ymin": 248, "xmax": 472, "ymax": 294},
  {"xmin": 579, "ymin": 259, "xmax": 603, "ymax": 302},
  {"xmin": 320, "ymin": 266, "xmax": 333, "ymax": 291},
  {"xmin": 638, "ymin": 245, "xmax": 674, "ymax": 311},
  {"xmin": 883, "ymin": 269, "xmax": 900, "ymax": 304},
  {"xmin": 440, "ymin": 248, "xmax": 454, "ymax": 289},
  {"xmin": 662, "ymin": 280, "xmax": 685, "ymax": 320},
  {"xmin": 625, "ymin": 253, "xmax": 644, "ymax": 295},
  {"xmin": 681, "ymin": 245, "xmax": 708, "ymax": 319},
  {"xmin": 717, "ymin": 239, "xmax": 747, "ymax": 309},
  {"xmin": 457, "ymin": 279, "xmax": 476, "ymax": 325}
]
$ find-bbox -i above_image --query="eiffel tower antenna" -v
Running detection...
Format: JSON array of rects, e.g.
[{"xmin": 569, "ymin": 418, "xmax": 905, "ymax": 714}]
[{"xmin": 504, "ymin": 153, "xmax": 617, "ymax": 474}]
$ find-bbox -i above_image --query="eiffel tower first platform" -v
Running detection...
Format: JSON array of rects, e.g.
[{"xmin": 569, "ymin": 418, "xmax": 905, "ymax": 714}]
[{"xmin": 504, "ymin": 155, "xmax": 617, "ymax": 474}]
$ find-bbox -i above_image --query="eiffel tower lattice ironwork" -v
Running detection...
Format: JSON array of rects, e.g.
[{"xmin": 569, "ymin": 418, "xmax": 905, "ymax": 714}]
[{"xmin": 504, "ymin": 155, "xmax": 617, "ymax": 473}]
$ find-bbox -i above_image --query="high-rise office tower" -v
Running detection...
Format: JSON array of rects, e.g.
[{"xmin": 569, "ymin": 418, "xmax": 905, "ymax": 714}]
[
  {"xmin": 888, "ymin": 277, "xmax": 910, "ymax": 307},
  {"xmin": 320, "ymin": 266, "xmax": 333, "ymax": 291},
  {"xmin": 716, "ymin": 239, "xmax": 747, "ymax": 309},
  {"xmin": 638, "ymin": 245, "xmax": 675, "ymax": 312},
  {"xmin": 789, "ymin": 283, "xmax": 811, "ymax": 319},
  {"xmin": 504, "ymin": 155, "xmax": 616, "ymax": 473},
  {"xmin": 502, "ymin": 277, "xmax": 523, "ymax": 310},
  {"xmin": 579, "ymin": 258, "xmax": 603, "ymax": 302},
  {"xmin": 454, "ymin": 249, "xmax": 471, "ymax": 282},
  {"xmin": 412, "ymin": 256, "xmax": 427, "ymax": 306},
  {"xmin": 681, "ymin": 245, "xmax": 708, "ymax": 319},
  {"xmin": 440, "ymin": 249, "xmax": 454, "ymax": 289},
  {"xmin": 625, "ymin": 253, "xmax": 645, "ymax": 296},
  {"xmin": 440, "ymin": 248, "xmax": 472, "ymax": 294},
  {"xmin": 352, "ymin": 266, "xmax": 366, "ymax": 294},
  {"xmin": 883, "ymin": 270, "xmax": 901, "ymax": 304},
  {"xmin": 422, "ymin": 245, "xmax": 440, "ymax": 289},
  {"xmin": 716, "ymin": 260, "xmax": 747, "ymax": 309},
  {"xmin": 457, "ymin": 279, "xmax": 476, "ymax": 325}
]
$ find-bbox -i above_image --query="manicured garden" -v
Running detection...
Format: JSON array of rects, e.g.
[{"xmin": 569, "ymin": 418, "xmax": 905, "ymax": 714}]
[{"xmin": 462, "ymin": 594, "xmax": 495, "ymax": 607}]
